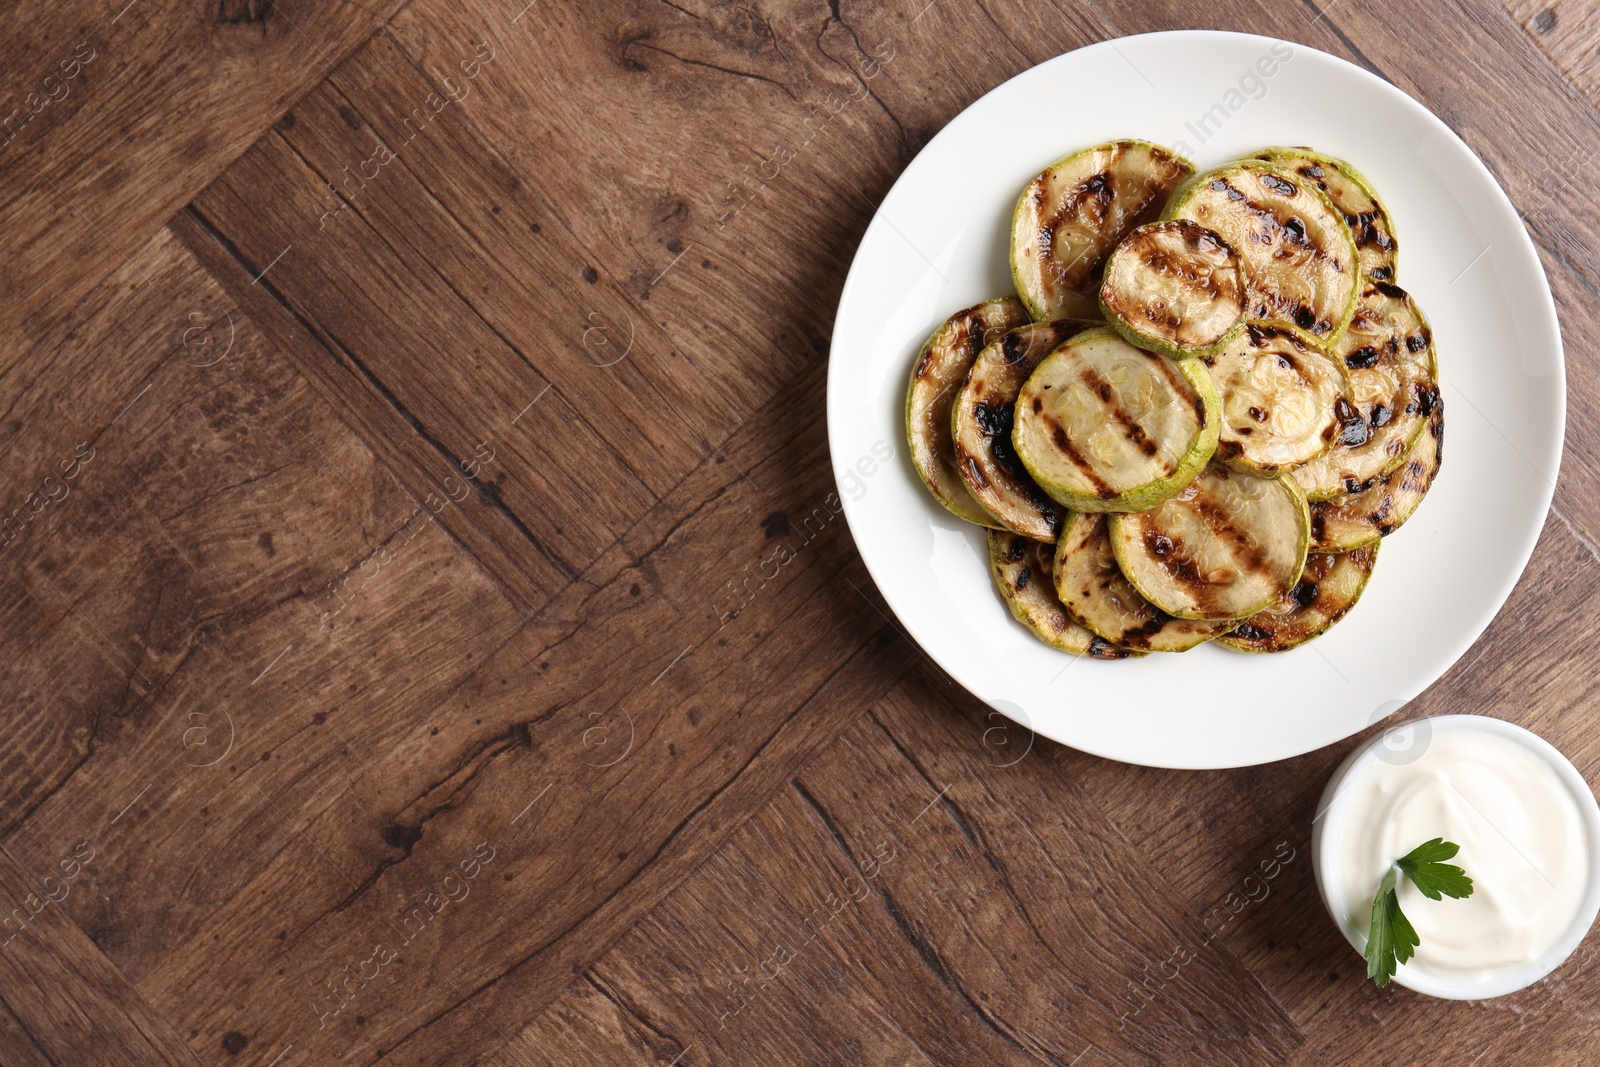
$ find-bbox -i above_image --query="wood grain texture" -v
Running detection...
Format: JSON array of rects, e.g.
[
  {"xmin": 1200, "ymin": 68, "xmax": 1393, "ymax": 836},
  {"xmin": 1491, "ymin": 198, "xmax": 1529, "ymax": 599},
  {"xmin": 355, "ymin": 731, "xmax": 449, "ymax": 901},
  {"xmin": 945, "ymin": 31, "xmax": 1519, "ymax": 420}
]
[
  {"xmin": 1506, "ymin": 0, "xmax": 1600, "ymax": 110},
  {"xmin": 0, "ymin": 839, "xmax": 199, "ymax": 1065},
  {"xmin": 0, "ymin": 0, "xmax": 410, "ymax": 356},
  {"xmin": 3, "ymin": 1, "xmax": 1600, "ymax": 1065}
]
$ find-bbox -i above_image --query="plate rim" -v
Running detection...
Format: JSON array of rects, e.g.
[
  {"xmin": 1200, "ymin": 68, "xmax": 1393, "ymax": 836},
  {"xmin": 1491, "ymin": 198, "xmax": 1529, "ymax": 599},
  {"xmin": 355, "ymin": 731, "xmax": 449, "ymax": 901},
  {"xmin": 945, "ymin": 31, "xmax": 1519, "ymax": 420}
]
[{"xmin": 826, "ymin": 28, "xmax": 1567, "ymax": 769}]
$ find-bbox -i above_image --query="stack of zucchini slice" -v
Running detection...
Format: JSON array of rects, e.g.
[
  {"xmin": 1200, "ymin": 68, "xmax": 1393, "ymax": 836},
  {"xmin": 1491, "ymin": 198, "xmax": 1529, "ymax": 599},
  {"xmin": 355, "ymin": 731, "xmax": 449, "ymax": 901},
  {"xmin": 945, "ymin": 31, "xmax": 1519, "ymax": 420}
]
[{"xmin": 904, "ymin": 139, "xmax": 1443, "ymax": 656}]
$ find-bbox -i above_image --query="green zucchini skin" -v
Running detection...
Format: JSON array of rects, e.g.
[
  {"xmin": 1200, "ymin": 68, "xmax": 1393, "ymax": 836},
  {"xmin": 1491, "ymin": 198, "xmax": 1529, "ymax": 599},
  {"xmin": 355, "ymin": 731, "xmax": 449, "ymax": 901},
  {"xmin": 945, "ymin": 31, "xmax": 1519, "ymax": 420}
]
[
  {"xmin": 1099, "ymin": 220, "xmax": 1247, "ymax": 359},
  {"xmin": 1012, "ymin": 328, "xmax": 1220, "ymax": 513},
  {"xmin": 1202, "ymin": 324, "xmax": 1349, "ymax": 475},
  {"xmin": 1218, "ymin": 543, "xmax": 1379, "ymax": 653},
  {"xmin": 906, "ymin": 296, "xmax": 1032, "ymax": 526},
  {"xmin": 1053, "ymin": 512, "xmax": 1230, "ymax": 652},
  {"xmin": 1253, "ymin": 146, "xmax": 1397, "ymax": 282},
  {"xmin": 1293, "ymin": 282, "xmax": 1437, "ymax": 500},
  {"xmin": 987, "ymin": 530, "xmax": 1140, "ymax": 658},
  {"xmin": 1310, "ymin": 396, "xmax": 1443, "ymax": 551},
  {"xmin": 1109, "ymin": 463, "xmax": 1311, "ymax": 621},
  {"xmin": 951, "ymin": 319, "xmax": 1098, "ymax": 541},
  {"xmin": 1011, "ymin": 140, "xmax": 1193, "ymax": 322},
  {"xmin": 1164, "ymin": 160, "xmax": 1359, "ymax": 345}
]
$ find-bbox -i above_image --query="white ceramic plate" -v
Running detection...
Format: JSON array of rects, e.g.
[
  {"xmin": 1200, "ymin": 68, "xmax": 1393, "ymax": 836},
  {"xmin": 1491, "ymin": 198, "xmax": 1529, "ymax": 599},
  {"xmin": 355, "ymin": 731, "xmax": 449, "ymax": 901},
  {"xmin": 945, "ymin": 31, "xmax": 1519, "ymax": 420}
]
[{"xmin": 827, "ymin": 30, "xmax": 1565, "ymax": 769}]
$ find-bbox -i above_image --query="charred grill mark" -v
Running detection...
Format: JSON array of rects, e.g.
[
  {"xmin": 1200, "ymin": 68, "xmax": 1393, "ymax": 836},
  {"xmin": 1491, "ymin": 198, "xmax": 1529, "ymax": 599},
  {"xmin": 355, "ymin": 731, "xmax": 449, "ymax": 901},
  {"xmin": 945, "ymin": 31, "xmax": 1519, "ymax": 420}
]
[
  {"xmin": 1248, "ymin": 405, "xmax": 1268, "ymax": 422},
  {"xmin": 1368, "ymin": 492, "xmax": 1394, "ymax": 529},
  {"xmin": 1211, "ymin": 186, "xmax": 1349, "ymax": 331},
  {"xmin": 1081, "ymin": 368, "xmax": 1159, "ymax": 459},
  {"xmin": 1259, "ymin": 172, "xmax": 1298, "ymax": 197},
  {"xmin": 1087, "ymin": 635, "xmax": 1133, "ymax": 659},
  {"xmin": 1040, "ymin": 170, "xmax": 1117, "ymax": 282},
  {"xmin": 1295, "ymin": 306, "xmax": 1326, "ymax": 334},
  {"xmin": 1117, "ymin": 608, "xmax": 1174, "ymax": 649},
  {"xmin": 1232, "ymin": 623, "xmax": 1272, "ymax": 643},
  {"xmin": 1415, "ymin": 383, "xmax": 1439, "ymax": 417},
  {"xmin": 1134, "ymin": 233, "xmax": 1236, "ymax": 301},
  {"xmin": 1210, "ymin": 177, "xmax": 1246, "ymax": 201},
  {"xmin": 1046, "ymin": 420, "xmax": 1115, "ymax": 496},
  {"xmin": 1187, "ymin": 486, "xmax": 1269, "ymax": 575},
  {"xmin": 966, "ymin": 384, "xmax": 1063, "ymax": 534},
  {"xmin": 991, "ymin": 425, "xmax": 1025, "ymax": 475},
  {"xmin": 1370, "ymin": 404, "xmax": 1392, "ymax": 428},
  {"xmin": 1406, "ymin": 333, "xmax": 1429, "ymax": 353},
  {"xmin": 1370, "ymin": 265, "xmax": 1394, "ymax": 281},
  {"xmin": 972, "ymin": 401, "xmax": 1010, "ymax": 439},
  {"xmin": 1345, "ymin": 346, "xmax": 1380, "ymax": 369},
  {"xmin": 1343, "ymin": 206, "xmax": 1395, "ymax": 255},
  {"xmin": 1310, "ymin": 509, "xmax": 1326, "ymax": 544},
  {"xmin": 998, "ymin": 426, "xmax": 1058, "ymax": 518},
  {"xmin": 1001, "ymin": 331, "xmax": 1030, "ymax": 365},
  {"xmin": 1050, "ymin": 320, "xmax": 1085, "ymax": 344},
  {"xmin": 1005, "ymin": 537, "xmax": 1027, "ymax": 563},
  {"xmin": 1015, "ymin": 566, "xmax": 1031, "ymax": 592},
  {"xmin": 1374, "ymin": 281, "xmax": 1408, "ymax": 300},
  {"xmin": 1334, "ymin": 397, "xmax": 1369, "ymax": 447},
  {"xmin": 1078, "ymin": 172, "xmax": 1116, "ymax": 215},
  {"xmin": 1155, "ymin": 544, "xmax": 1207, "ymax": 593},
  {"xmin": 1292, "ymin": 580, "xmax": 1320, "ymax": 608},
  {"xmin": 1142, "ymin": 352, "xmax": 1203, "ymax": 432}
]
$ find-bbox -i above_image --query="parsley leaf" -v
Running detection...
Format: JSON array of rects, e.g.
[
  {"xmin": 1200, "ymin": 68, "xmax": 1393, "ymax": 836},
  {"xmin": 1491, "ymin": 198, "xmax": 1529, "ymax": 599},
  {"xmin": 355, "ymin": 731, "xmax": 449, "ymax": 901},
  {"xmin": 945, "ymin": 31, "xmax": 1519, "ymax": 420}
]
[
  {"xmin": 1396, "ymin": 837, "xmax": 1475, "ymax": 901},
  {"xmin": 1363, "ymin": 838, "xmax": 1473, "ymax": 988}
]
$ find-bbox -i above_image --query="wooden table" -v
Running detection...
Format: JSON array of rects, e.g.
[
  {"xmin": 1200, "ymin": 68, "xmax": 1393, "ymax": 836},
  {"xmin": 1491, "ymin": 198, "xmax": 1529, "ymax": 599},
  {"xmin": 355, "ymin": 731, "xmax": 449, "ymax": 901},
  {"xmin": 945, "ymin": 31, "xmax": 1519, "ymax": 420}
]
[{"xmin": 2, "ymin": 1, "xmax": 1597, "ymax": 1063}]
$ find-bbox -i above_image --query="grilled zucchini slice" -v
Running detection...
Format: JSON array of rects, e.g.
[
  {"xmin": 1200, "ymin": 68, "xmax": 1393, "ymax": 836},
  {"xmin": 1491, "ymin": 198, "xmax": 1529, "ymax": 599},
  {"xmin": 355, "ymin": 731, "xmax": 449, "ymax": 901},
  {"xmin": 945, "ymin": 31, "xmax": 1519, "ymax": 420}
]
[
  {"xmin": 1012, "ymin": 328, "xmax": 1219, "ymax": 513},
  {"xmin": 1202, "ymin": 324, "xmax": 1348, "ymax": 474},
  {"xmin": 952, "ymin": 319, "xmax": 1097, "ymax": 541},
  {"xmin": 988, "ymin": 530, "xmax": 1138, "ymax": 658},
  {"xmin": 1100, "ymin": 221, "xmax": 1246, "ymax": 358},
  {"xmin": 1310, "ymin": 398, "xmax": 1443, "ymax": 551},
  {"xmin": 1218, "ymin": 543, "xmax": 1379, "ymax": 653},
  {"xmin": 1293, "ymin": 282, "xmax": 1437, "ymax": 500},
  {"xmin": 1011, "ymin": 140, "xmax": 1193, "ymax": 321},
  {"xmin": 1165, "ymin": 160, "xmax": 1359, "ymax": 343},
  {"xmin": 907, "ymin": 296, "xmax": 1032, "ymax": 525},
  {"xmin": 1053, "ymin": 512, "xmax": 1230, "ymax": 652},
  {"xmin": 1253, "ymin": 146, "xmax": 1397, "ymax": 281},
  {"xmin": 1109, "ymin": 463, "xmax": 1310, "ymax": 620}
]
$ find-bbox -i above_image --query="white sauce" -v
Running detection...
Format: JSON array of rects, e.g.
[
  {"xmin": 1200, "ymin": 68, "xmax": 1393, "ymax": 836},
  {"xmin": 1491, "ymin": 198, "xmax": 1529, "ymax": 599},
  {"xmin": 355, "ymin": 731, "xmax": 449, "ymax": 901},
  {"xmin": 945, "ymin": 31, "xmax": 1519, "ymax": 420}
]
[{"xmin": 1334, "ymin": 728, "xmax": 1590, "ymax": 984}]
